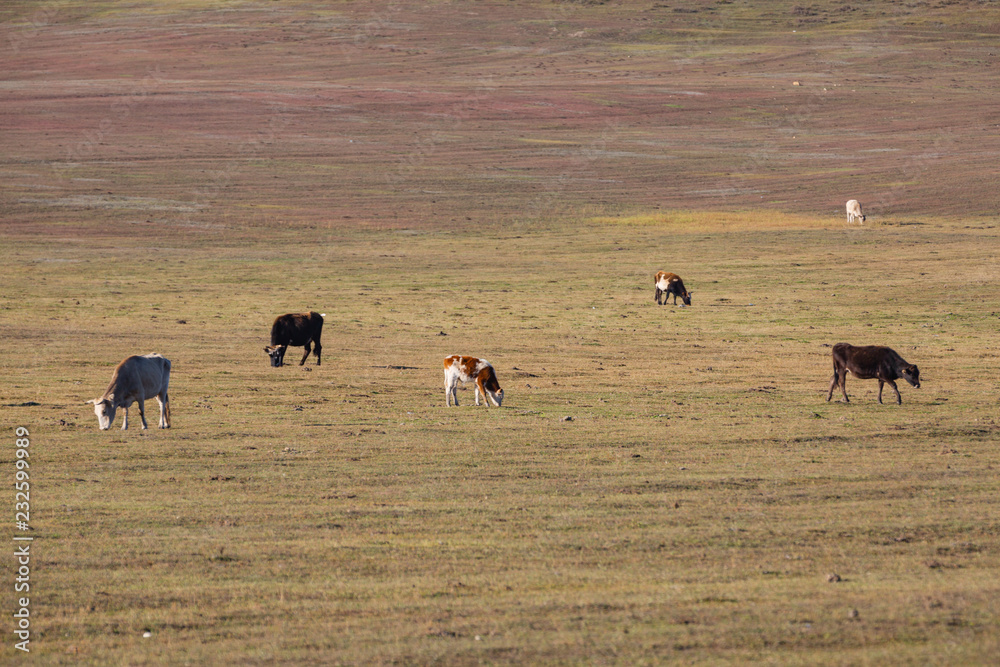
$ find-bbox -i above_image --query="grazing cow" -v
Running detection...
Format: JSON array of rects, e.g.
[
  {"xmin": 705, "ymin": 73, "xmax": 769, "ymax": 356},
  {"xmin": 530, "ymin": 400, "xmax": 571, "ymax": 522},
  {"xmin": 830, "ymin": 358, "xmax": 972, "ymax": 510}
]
[
  {"xmin": 654, "ymin": 271, "xmax": 692, "ymax": 306},
  {"xmin": 846, "ymin": 199, "xmax": 865, "ymax": 224},
  {"xmin": 87, "ymin": 353, "xmax": 171, "ymax": 430},
  {"xmin": 827, "ymin": 343, "xmax": 920, "ymax": 405},
  {"xmin": 264, "ymin": 312, "xmax": 324, "ymax": 367},
  {"xmin": 444, "ymin": 355, "xmax": 504, "ymax": 407}
]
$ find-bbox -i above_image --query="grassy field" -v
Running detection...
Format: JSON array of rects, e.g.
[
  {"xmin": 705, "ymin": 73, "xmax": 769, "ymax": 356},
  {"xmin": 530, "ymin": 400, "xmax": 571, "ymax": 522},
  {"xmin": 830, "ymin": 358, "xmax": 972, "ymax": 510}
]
[{"xmin": 2, "ymin": 1, "xmax": 1000, "ymax": 664}]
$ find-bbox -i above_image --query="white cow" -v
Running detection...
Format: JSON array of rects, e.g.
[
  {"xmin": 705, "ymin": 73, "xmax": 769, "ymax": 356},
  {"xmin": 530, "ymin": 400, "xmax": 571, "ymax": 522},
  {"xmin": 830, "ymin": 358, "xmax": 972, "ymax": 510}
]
[
  {"xmin": 846, "ymin": 199, "xmax": 865, "ymax": 224},
  {"xmin": 87, "ymin": 354, "xmax": 171, "ymax": 430}
]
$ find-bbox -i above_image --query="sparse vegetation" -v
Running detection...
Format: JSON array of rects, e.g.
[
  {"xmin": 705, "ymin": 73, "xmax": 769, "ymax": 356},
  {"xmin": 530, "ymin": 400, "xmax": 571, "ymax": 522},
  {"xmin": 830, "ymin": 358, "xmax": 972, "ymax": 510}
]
[{"xmin": 2, "ymin": 1, "xmax": 999, "ymax": 663}]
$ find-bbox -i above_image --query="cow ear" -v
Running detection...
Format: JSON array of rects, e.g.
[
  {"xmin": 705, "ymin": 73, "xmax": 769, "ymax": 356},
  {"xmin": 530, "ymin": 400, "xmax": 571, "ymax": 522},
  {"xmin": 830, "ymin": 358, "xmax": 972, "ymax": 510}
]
[
  {"xmin": 85, "ymin": 399, "xmax": 96, "ymax": 405},
  {"xmin": 263, "ymin": 347, "xmax": 271, "ymax": 353}
]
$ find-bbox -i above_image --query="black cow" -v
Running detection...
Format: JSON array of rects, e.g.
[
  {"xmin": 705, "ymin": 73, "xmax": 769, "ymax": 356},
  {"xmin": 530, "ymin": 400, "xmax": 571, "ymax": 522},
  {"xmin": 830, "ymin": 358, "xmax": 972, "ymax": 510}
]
[
  {"xmin": 827, "ymin": 343, "xmax": 920, "ymax": 405},
  {"xmin": 264, "ymin": 312, "xmax": 325, "ymax": 367}
]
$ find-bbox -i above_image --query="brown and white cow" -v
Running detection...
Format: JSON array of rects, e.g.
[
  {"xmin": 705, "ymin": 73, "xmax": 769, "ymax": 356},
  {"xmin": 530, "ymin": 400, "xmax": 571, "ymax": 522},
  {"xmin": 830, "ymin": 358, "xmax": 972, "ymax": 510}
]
[
  {"xmin": 444, "ymin": 355, "xmax": 504, "ymax": 407},
  {"xmin": 827, "ymin": 343, "xmax": 920, "ymax": 405},
  {"xmin": 264, "ymin": 312, "xmax": 324, "ymax": 367},
  {"xmin": 654, "ymin": 271, "xmax": 691, "ymax": 306},
  {"xmin": 846, "ymin": 199, "xmax": 865, "ymax": 224},
  {"xmin": 87, "ymin": 353, "xmax": 171, "ymax": 430}
]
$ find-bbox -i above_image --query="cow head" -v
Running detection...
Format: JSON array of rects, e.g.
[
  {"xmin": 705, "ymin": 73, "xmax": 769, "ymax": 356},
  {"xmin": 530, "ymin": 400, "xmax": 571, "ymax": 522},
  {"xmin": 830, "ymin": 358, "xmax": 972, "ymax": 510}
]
[
  {"xmin": 901, "ymin": 364, "xmax": 920, "ymax": 388},
  {"xmin": 86, "ymin": 397, "xmax": 116, "ymax": 430},
  {"xmin": 264, "ymin": 345, "xmax": 287, "ymax": 367},
  {"xmin": 681, "ymin": 291, "xmax": 692, "ymax": 306},
  {"xmin": 488, "ymin": 387, "xmax": 504, "ymax": 407},
  {"xmin": 480, "ymin": 368, "xmax": 504, "ymax": 407}
]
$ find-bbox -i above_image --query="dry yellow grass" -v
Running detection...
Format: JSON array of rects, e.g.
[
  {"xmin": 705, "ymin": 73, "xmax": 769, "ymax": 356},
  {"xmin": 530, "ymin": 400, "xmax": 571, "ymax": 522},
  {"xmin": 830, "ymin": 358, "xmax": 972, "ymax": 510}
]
[
  {"xmin": 3, "ymin": 0, "xmax": 1000, "ymax": 662},
  {"xmin": 1, "ymin": 213, "xmax": 999, "ymax": 664},
  {"xmin": 590, "ymin": 209, "xmax": 828, "ymax": 231}
]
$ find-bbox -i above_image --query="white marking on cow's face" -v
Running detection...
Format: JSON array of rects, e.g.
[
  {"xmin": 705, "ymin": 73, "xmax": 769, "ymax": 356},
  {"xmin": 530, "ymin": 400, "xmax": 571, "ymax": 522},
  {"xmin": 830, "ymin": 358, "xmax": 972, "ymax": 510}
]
[
  {"xmin": 89, "ymin": 398, "xmax": 114, "ymax": 430},
  {"xmin": 264, "ymin": 345, "xmax": 287, "ymax": 367},
  {"xmin": 902, "ymin": 365, "xmax": 920, "ymax": 388}
]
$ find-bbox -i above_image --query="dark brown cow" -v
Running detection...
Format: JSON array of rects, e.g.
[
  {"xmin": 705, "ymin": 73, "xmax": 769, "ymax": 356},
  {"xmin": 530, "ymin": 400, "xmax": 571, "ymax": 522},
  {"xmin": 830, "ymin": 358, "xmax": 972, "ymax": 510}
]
[
  {"xmin": 654, "ymin": 271, "xmax": 691, "ymax": 306},
  {"xmin": 827, "ymin": 343, "xmax": 920, "ymax": 405},
  {"xmin": 264, "ymin": 312, "xmax": 324, "ymax": 367}
]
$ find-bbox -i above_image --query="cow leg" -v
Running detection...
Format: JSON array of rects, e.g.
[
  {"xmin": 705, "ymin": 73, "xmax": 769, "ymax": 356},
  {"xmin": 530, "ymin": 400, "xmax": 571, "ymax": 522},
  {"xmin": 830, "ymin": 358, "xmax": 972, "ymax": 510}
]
[
  {"xmin": 313, "ymin": 340, "xmax": 321, "ymax": 366},
  {"xmin": 827, "ymin": 372, "xmax": 839, "ymax": 402},
  {"xmin": 137, "ymin": 399, "xmax": 149, "ymax": 429},
  {"xmin": 299, "ymin": 342, "xmax": 311, "ymax": 366},
  {"xmin": 877, "ymin": 380, "xmax": 884, "ymax": 404},
  {"xmin": 830, "ymin": 369, "xmax": 849, "ymax": 402},
  {"xmin": 655, "ymin": 287, "xmax": 661, "ymax": 304},
  {"xmin": 446, "ymin": 380, "xmax": 456, "ymax": 407},
  {"xmin": 887, "ymin": 380, "xmax": 902, "ymax": 404},
  {"xmin": 477, "ymin": 379, "xmax": 493, "ymax": 407},
  {"xmin": 157, "ymin": 394, "xmax": 169, "ymax": 428},
  {"xmin": 121, "ymin": 405, "xmax": 129, "ymax": 430}
]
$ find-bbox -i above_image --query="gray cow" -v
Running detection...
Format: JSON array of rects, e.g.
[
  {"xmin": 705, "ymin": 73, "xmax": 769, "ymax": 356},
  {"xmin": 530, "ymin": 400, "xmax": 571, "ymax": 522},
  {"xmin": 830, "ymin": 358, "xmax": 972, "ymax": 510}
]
[{"xmin": 87, "ymin": 353, "xmax": 171, "ymax": 430}]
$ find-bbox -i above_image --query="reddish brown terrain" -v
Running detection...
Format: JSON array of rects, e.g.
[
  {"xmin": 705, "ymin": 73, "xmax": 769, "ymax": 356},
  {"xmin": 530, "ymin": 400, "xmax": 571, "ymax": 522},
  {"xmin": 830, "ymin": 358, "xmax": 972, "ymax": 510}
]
[{"xmin": 4, "ymin": 1, "xmax": 1000, "ymax": 238}]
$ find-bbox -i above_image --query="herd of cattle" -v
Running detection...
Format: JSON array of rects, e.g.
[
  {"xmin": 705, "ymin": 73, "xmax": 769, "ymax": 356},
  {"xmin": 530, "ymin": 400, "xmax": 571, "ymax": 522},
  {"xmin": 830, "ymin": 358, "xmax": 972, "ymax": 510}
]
[{"xmin": 86, "ymin": 200, "xmax": 922, "ymax": 430}]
